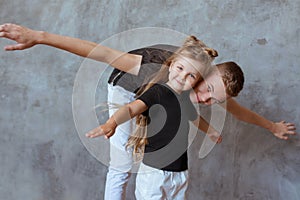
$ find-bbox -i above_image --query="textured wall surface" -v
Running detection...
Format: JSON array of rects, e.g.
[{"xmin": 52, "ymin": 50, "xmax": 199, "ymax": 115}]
[{"xmin": 0, "ymin": 0, "xmax": 299, "ymax": 200}]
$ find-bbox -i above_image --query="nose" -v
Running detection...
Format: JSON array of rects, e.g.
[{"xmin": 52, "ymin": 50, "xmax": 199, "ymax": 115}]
[
  {"xmin": 198, "ymin": 92, "xmax": 211, "ymax": 103},
  {"xmin": 179, "ymin": 71, "xmax": 188, "ymax": 81}
]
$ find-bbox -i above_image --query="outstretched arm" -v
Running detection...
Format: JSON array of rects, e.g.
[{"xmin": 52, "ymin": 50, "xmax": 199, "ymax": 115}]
[
  {"xmin": 223, "ymin": 98, "xmax": 297, "ymax": 140},
  {"xmin": 0, "ymin": 23, "xmax": 142, "ymax": 75},
  {"xmin": 192, "ymin": 116, "xmax": 222, "ymax": 144},
  {"xmin": 85, "ymin": 100, "xmax": 147, "ymax": 139}
]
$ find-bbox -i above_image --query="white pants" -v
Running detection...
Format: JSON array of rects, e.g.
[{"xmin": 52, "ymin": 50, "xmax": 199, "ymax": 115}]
[
  {"xmin": 104, "ymin": 84, "xmax": 136, "ymax": 200},
  {"xmin": 135, "ymin": 163, "xmax": 188, "ymax": 200}
]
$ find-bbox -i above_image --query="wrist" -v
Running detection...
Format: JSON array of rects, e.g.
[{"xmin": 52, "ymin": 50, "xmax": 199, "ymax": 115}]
[
  {"xmin": 106, "ymin": 117, "xmax": 117, "ymax": 129},
  {"xmin": 267, "ymin": 122, "xmax": 276, "ymax": 133},
  {"xmin": 36, "ymin": 31, "xmax": 46, "ymax": 44}
]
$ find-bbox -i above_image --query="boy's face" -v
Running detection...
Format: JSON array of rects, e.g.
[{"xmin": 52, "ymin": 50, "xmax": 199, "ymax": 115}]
[{"xmin": 190, "ymin": 71, "xmax": 229, "ymax": 105}]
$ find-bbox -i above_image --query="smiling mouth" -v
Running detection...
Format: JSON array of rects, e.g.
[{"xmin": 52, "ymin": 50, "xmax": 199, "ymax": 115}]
[{"xmin": 175, "ymin": 79, "xmax": 184, "ymax": 85}]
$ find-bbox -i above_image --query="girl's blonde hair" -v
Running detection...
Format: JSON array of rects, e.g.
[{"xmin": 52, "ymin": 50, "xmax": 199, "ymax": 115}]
[{"xmin": 126, "ymin": 36, "xmax": 218, "ymax": 161}]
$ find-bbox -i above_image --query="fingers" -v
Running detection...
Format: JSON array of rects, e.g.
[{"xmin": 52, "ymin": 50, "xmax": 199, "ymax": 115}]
[
  {"xmin": 85, "ymin": 126, "xmax": 105, "ymax": 138},
  {"xmin": 281, "ymin": 121, "xmax": 295, "ymax": 128},
  {"xmin": 4, "ymin": 45, "xmax": 16, "ymax": 51},
  {"xmin": 275, "ymin": 130, "xmax": 297, "ymax": 140},
  {"xmin": 0, "ymin": 23, "xmax": 11, "ymax": 31},
  {"xmin": 104, "ymin": 131, "xmax": 114, "ymax": 139},
  {"xmin": 0, "ymin": 31, "xmax": 13, "ymax": 40},
  {"xmin": 4, "ymin": 44, "xmax": 26, "ymax": 51},
  {"xmin": 0, "ymin": 24, "xmax": 18, "ymax": 51},
  {"xmin": 216, "ymin": 136, "xmax": 222, "ymax": 144},
  {"xmin": 282, "ymin": 122, "xmax": 297, "ymax": 134},
  {"xmin": 0, "ymin": 23, "xmax": 21, "ymax": 33},
  {"xmin": 279, "ymin": 135, "xmax": 288, "ymax": 140},
  {"xmin": 0, "ymin": 23, "xmax": 15, "ymax": 37},
  {"xmin": 287, "ymin": 130, "xmax": 297, "ymax": 135},
  {"xmin": 286, "ymin": 123, "xmax": 296, "ymax": 130},
  {"xmin": 276, "ymin": 121, "xmax": 297, "ymax": 135}
]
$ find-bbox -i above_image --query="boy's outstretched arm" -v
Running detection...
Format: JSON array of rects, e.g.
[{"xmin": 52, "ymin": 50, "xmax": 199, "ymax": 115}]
[
  {"xmin": 223, "ymin": 98, "xmax": 297, "ymax": 140},
  {"xmin": 192, "ymin": 116, "xmax": 222, "ymax": 144},
  {"xmin": 0, "ymin": 23, "xmax": 142, "ymax": 75},
  {"xmin": 85, "ymin": 100, "xmax": 147, "ymax": 139}
]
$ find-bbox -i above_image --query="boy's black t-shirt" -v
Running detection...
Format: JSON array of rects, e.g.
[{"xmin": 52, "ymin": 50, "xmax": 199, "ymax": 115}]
[
  {"xmin": 137, "ymin": 83, "xmax": 197, "ymax": 172},
  {"xmin": 108, "ymin": 44, "xmax": 178, "ymax": 93}
]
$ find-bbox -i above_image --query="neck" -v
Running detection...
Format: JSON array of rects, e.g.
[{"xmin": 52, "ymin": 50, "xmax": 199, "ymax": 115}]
[{"xmin": 166, "ymin": 81, "xmax": 182, "ymax": 94}]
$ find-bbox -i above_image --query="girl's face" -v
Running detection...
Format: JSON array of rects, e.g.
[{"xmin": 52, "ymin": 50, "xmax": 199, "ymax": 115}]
[
  {"xmin": 190, "ymin": 71, "xmax": 229, "ymax": 105},
  {"xmin": 166, "ymin": 57, "xmax": 202, "ymax": 94}
]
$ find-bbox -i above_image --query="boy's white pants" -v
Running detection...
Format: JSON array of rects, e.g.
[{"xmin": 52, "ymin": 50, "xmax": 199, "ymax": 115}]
[{"xmin": 105, "ymin": 84, "xmax": 136, "ymax": 200}]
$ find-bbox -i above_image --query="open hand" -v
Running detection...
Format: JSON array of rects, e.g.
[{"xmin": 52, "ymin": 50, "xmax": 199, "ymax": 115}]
[
  {"xmin": 271, "ymin": 121, "xmax": 296, "ymax": 140},
  {"xmin": 208, "ymin": 131, "xmax": 222, "ymax": 144},
  {"xmin": 85, "ymin": 120, "xmax": 117, "ymax": 139},
  {"xmin": 0, "ymin": 23, "xmax": 40, "ymax": 50}
]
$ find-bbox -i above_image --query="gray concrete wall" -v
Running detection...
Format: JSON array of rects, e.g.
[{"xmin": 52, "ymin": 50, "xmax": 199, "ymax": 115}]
[{"xmin": 0, "ymin": 0, "xmax": 299, "ymax": 199}]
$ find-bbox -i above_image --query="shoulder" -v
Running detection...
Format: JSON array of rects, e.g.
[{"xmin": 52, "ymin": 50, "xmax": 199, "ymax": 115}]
[
  {"xmin": 129, "ymin": 45, "xmax": 178, "ymax": 64},
  {"xmin": 142, "ymin": 83, "xmax": 169, "ymax": 96}
]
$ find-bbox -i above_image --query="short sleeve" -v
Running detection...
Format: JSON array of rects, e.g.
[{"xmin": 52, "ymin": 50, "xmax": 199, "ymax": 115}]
[{"xmin": 137, "ymin": 84, "xmax": 162, "ymax": 108}]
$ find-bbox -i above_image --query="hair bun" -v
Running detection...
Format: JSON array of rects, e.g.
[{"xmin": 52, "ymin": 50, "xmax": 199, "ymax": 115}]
[
  {"xmin": 184, "ymin": 35, "xmax": 207, "ymax": 48},
  {"xmin": 204, "ymin": 47, "xmax": 218, "ymax": 58}
]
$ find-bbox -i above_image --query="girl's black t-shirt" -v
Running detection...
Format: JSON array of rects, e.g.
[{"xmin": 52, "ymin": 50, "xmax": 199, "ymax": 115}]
[{"xmin": 138, "ymin": 84, "xmax": 197, "ymax": 172}]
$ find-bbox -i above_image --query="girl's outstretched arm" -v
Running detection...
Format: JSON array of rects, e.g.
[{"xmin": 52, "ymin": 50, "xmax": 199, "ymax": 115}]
[
  {"xmin": 223, "ymin": 98, "xmax": 297, "ymax": 140},
  {"xmin": 85, "ymin": 100, "xmax": 148, "ymax": 139},
  {"xmin": 0, "ymin": 23, "xmax": 142, "ymax": 75}
]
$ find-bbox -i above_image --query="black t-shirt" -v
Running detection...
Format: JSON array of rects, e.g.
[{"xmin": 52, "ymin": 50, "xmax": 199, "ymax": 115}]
[
  {"xmin": 137, "ymin": 84, "xmax": 198, "ymax": 171},
  {"xmin": 108, "ymin": 44, "xmax": 178, "ymax": 93}
]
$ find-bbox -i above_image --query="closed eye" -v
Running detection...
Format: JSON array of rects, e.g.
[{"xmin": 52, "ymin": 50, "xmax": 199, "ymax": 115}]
[
  {"xmin": 207, "ymin": 85, "xmax": 212, "ymax": 92},
  {"xmin": 176, "ymin": 66, "xmax": 183, "ymax": 71},
  {"xmin": 189, "ymin": 74, "xmax": 196, "ymax": 79},
  {"xmin": 210, "ymin": 97, "xmax": 225, "ymax": 104}
]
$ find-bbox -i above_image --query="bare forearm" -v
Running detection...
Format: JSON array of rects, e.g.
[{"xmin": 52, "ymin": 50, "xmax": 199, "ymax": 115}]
[
  {"xmin": 224, "ymin": 99, "xmax": 272, "ymax": 130},
  {"xmin": 90, "ymin": 104, "xmax": 135, "ymax": 135},
  {"xmin": 40, "ymin": 31, "xmax": 141, "ymax": 74},
  {"xmin": 193, "ymin": 116, "xmax": 216, "ymax": 134},
  {"xmin": 86, "ymin": 100, "xmax": 147, "ymax": 138},
  {"xmin": 39, "ymin": 31, "xmax": 100, "ymax": 58},
  {"xmin": 234, "ymin": 109, "xmax": 274, "ymax": 131},
  {"xmin": 111, "ymin": 105, "xmax": 135, "ymax": 126},
  {"xmin": 0, "ymin": 23, "xmax": 142, "ymax": 74},
  {"xmin": 225, "ymin": 98, "xmax": 296, "ymax": 139}
]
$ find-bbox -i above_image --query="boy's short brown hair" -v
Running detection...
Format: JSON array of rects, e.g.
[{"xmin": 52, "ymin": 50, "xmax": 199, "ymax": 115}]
[{"xmin": 216, "ymin": 62, "xmax": 244, "ymax": 97}]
